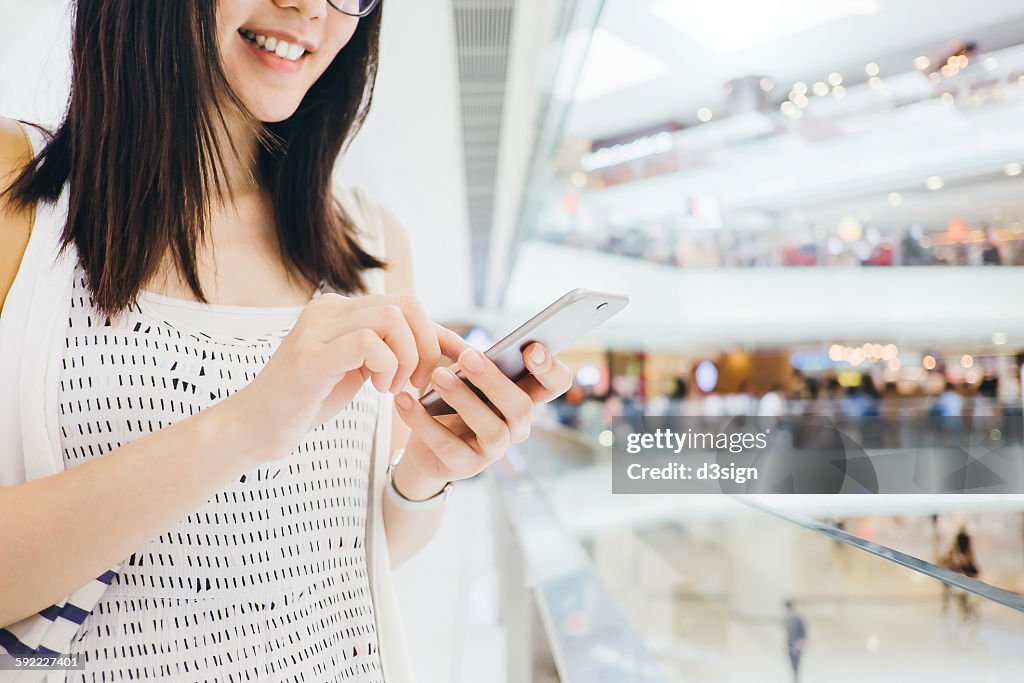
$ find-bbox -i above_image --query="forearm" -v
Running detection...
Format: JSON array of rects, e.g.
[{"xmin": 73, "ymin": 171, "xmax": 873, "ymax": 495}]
[
  {"xmin": 0, "ymin": 393, "xmax": 262, "ymax": 628},
  {"xmin": 382, "ymin": 452, "xmax": 448, "ymax": 567}
]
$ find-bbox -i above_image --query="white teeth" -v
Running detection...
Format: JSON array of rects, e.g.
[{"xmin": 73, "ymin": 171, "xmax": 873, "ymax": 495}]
[{"xmin": 240, "ymin": 30, "xmax": 306, "ymax": 62}]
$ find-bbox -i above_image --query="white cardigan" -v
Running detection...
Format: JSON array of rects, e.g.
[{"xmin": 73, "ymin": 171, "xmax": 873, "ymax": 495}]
[{"xmin": 0, "ymin": 122, "xmax": 415, "ymax": 683}]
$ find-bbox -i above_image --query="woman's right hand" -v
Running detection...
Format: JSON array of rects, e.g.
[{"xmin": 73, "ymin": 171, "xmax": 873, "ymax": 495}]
[{"xmin": 228, "ymin": 292, "xmax": 442, "ymax": 465}]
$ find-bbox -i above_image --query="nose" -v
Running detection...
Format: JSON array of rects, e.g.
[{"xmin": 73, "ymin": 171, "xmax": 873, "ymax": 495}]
[{"xmin": 273, "ymin": 0, "xmax": 328, "ymax": 21}]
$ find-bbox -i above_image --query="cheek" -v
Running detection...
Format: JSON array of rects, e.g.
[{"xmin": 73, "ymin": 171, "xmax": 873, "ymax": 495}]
[
  {"xmin": 317, "ymin": 17, "xmax": 361, "ymax": 71},
  {"xmin": 215, "ymin": 2, "xmax": 250, "ymax": 66}
]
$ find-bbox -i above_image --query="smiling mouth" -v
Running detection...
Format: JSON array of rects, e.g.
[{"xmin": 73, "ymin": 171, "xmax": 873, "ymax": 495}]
[{"xmin": 237, "ymin": 29, "xmax": 307, "ymax": 62}]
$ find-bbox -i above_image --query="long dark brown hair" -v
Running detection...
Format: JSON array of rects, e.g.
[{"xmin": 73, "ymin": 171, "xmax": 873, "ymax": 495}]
[{"xmin": 3, "ymin": 0, "xmax": 386, "ymax": 318}]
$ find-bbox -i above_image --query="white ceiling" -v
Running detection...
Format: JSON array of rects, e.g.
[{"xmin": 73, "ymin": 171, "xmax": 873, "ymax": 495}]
[{"xmin": 567, "ymin": 0, "xmax": 1024, "ymax": 140}]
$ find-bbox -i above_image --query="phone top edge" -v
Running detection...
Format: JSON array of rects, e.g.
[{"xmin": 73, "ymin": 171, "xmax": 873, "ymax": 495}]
[
  {"xmin": 484, "ymin": 288, "xmax": 629, "ymax": 359},
  {"xmin": 561, "ymin": 287, "xmax": 629, "ymax": 305}
]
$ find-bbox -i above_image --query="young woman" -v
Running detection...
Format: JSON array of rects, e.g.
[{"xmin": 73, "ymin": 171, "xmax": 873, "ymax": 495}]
[{"xmin": 0, "ymin": 0, "xmax": 572, "ymax": 679}]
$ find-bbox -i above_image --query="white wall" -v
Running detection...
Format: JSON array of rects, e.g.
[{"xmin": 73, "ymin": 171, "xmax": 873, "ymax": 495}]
[
  {"xmin": 0, "ymin": 0, "xmax": 73, "ymax": 127},
  {"xmin": 335, "ymin": 0, "xmax": 473, "ymax": 323}
]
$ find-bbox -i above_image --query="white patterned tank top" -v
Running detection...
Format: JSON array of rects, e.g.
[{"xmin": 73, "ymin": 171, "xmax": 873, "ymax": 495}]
[{"xmin": 58, "ymin": 260, "xmax": 385, "ymax": 682}]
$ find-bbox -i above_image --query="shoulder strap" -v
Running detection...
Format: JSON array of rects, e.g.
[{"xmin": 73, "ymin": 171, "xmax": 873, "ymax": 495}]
[{"xmin": 0, "ymin": 120, "xmax": 36, "ymax": 315}]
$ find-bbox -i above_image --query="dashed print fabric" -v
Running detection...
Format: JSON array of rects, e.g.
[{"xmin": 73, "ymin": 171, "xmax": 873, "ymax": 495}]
[{"xmin": 58, "ymin": 263, "xmax": 385, "ymax": 682}]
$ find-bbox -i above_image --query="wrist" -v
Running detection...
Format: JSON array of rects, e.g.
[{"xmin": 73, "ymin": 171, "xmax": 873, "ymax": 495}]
[
  {"xmin": 210, "ymin": 388, "xmax": 280, "ymax": 468},
  {"xmin": 391, "ymin": 450, "xmax": 450, "ymax": 502}
]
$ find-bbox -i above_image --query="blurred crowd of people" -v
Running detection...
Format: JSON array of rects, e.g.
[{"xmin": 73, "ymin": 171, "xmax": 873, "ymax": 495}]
[
  {"xmin": 547, "ymin": 370, "xmax": 1016, "ymax": 438},
  {"xmin": 537, "ymin": 222, "xmax": 1024, "ymax": 269}
]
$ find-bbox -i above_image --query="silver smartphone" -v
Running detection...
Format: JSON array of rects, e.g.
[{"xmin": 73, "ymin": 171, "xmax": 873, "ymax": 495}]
[{"xmin": 418, "ymin": 288, "xmax": 629, "ymax": 417}]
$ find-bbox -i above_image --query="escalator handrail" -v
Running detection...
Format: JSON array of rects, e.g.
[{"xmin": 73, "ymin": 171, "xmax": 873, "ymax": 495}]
[{"xmin": 734, "ymin": 496, "xmax": 1024, "ymax": 613}]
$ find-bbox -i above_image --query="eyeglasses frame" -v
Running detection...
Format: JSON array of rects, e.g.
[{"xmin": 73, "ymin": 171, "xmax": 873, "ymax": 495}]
[{"xmin": 327, "ymin": 0, "xmax": 381, "ymax": 17}]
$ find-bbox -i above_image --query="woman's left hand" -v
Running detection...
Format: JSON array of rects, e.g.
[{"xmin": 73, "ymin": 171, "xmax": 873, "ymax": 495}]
[{"xmin": 393, "ymin": 334, "xmax": 573, "ymax": 487}]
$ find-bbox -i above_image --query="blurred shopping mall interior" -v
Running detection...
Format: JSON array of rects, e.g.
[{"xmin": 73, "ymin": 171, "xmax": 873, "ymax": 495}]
[{"xmin": 5, "ymin": 0, "xmax": 1024, "ymax": 680}]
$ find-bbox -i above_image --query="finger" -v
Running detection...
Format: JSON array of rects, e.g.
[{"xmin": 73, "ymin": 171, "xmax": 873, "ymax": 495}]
[
  {"xmin": 453, "ymin": 347, "xmax": 534, "ymax": 444},
  {"xmin": 428, "ymin": 365, "xmax": 512, "ymax": 458},
  {"xmin": 395, "ymin": 296, "xmax": 442, "ymax": 391},
  {"xmin": 393, "ymin": 390, "xmax": 486, "ymax": 476},
  {"xmin": 310, "ymin": 291, "xmax": 408, "ymax": 313},
  {"xmin": 318, "ymin": 328, "xmax": 399, "ymax": 393},
  {"xmin": 306, "ymin": 293, "xmax": 414, "ymax": 344},
  {"xmin": 316, "ymin": 305, "xmax": 419, "ymax": 394},
  {"xmin": 511, "ymin": 373, "xmax": 569, "ymax": 404},
  {"xmin": 313, "ymin": 294, "xmax": 439, "ymax": 394},
  {"xmin": 520, "ymin": 342, "xmax": 574, "ymax": 402},
  {"xmin": 435, "ymin": 324, "xmax": 472, "ymax": 365}
]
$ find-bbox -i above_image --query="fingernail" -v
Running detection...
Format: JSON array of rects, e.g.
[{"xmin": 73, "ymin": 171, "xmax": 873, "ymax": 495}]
[
  {"xmin": 433, "ymin": 366, "xmax": 457, "ymax": 390},
  {"xmin": 530, "ymin": 344, "xmax": 546, "ymax": 365},
  {"xmin": 460, "ymin": 347, "xmax": 485, "ymax": 373},
  {"xmin": 395, "ymin": 392, "xmax": 413, "ymax": 409}
]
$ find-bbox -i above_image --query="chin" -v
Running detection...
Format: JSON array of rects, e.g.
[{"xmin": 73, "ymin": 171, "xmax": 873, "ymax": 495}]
[{"xmin": 244, "ymin": 97, "xmax": 302, "ymax": 123}]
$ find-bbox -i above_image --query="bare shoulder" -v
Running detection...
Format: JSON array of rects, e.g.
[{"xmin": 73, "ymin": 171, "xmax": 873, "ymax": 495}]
[
  {"xmin": 377, "ymin": 204, "xmax": 415, "ymax": 297},
  {"xmin": 0, "ymin": 116, "xmax": 34, "ymax": 190},
  {"xmin": 0, "ymin": 117, "xmax": 36, "ymax": 313}
]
